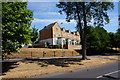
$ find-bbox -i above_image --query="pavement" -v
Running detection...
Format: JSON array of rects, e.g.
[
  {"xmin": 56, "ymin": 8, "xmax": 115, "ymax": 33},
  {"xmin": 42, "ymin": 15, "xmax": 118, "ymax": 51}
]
[{"xmin": 1, "ymin": 55, "xmax": 101, "ymax": 62}]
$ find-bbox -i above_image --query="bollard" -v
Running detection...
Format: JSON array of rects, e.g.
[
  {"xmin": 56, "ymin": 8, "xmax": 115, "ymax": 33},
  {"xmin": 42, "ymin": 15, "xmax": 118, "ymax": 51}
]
[
  {"xmin": 54, "ymin": 51, "xmax": 55, "ymax": 57},
  {"xmin": 31, "ymin": 51, "xmax": 32, "ymax": 58},
  {"xmin": 43, "ymin": 51, "xmax": 44, "ymax": 57},
  {"xmin": 72, "ymin": 51, "xmax": 73, "ymax": 56}
]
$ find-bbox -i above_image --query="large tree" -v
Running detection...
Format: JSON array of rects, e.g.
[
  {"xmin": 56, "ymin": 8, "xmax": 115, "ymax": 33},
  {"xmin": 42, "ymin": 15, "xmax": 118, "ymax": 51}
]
[
  {"xmin": 86, "ymin": 26, "xmax": 100, "ymax": 52},
  {"xmin": 2, "ymin": 2, "xmax": 33, "ymax": 56},
  {"xmin": 116, "ymin": 28, "xmax": 120, "ymax": 49},
  {"xmin": 56, "ymin": 1, "xmax": 114, "ymax": 60}
]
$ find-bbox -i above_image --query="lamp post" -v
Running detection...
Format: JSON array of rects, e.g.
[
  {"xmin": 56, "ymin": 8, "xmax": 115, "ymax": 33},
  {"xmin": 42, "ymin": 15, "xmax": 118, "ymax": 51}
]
[{"xmin": 61, "ymin": 22, "xmax": 64, "ymax": 57}]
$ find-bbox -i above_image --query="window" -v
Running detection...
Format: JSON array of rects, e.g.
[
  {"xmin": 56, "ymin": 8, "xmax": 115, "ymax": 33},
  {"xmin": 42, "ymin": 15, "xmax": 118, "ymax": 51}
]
[
  {"xmin": 56, "ymin": 27, "xmax": 58, "ymax": 31},
  {"xmin": 66, "ymin": 36, "xmax": 67, "ymax": 38},
  {"xmin": 54, "ymin": 33, "xmax": 56, "ymax": 37},
  {"xmin": 69, "ymin": 31, "xmax": 71, "ymax": 35},
  {"xmin": 62, "ymin": 34, "xmax": 63, "ymax": 37},
  {"xmin": 74, "ymin": 33, "xmax": 75, "ymax": 35},
  {"xmin": 75, "ymin": 33, "xmax": 77, "ymax": 35},
  {"xmin": 59, "ymin": 34, "xmax": 60, "ymax": 37},
  {"xmin": 63, "ymin": 29, "xmax": 65, "ymax": 33},
  {"xmin": 56, "ymin": 34, "xmax": 58, "ymax": 37}
]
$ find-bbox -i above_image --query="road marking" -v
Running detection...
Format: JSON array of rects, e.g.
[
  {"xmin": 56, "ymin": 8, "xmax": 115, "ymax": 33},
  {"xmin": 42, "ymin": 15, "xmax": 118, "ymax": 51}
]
[
  {"xmin": 96, "ymin": 70, "xmax": 120, "ymax": 78},
  {"xmin": 96, "ymin": 76, "xmax": 103, "ymax": 78}
]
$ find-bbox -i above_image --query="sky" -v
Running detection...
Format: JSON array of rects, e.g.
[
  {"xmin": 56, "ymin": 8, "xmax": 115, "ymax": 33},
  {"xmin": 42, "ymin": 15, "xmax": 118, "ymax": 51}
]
[{"xmin": 27, "ymin": 2, "xmax": 119, "ymax": 33}]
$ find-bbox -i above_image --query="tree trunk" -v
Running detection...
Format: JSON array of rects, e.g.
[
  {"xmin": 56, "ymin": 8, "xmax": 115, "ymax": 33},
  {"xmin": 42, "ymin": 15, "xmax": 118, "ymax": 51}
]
[
  {"xmin": 82, "ymin": 2, "xmax": 87, "ymax": 60},
  {"xmin": 75, "ymin": 2, "xmax": 83, "ymax": 57}
]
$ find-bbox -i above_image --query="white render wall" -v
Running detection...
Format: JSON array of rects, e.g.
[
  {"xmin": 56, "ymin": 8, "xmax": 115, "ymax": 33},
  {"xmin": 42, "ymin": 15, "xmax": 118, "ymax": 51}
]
[
  {"xmin": 39, "ymin": 38, "xmax": 80, "ymax": 45},
  {"xmin": 53, "ymin": 38, "xmax": 58, "ymax": 45},
  {"xmin": 57, "ymin": 38, "xmax": 66, "ymax": 45},
  {"xmin": 40, "ymin": 38, "xmax": 53, "ymax": 45}
]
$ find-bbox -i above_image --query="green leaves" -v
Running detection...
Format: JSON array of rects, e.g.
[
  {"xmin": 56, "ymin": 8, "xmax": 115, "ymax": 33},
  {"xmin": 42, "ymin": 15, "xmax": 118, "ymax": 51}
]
[
  {"xmin": 2, "ymin": 2, "xmax": 33, "ymax": 55},
  {"xmin": 31, "ymin": 25, "xmax": 39, "ymax": 44},
  {"xmin": 86, "ymin": 26, "xmax": 110, "ymax": 52}
]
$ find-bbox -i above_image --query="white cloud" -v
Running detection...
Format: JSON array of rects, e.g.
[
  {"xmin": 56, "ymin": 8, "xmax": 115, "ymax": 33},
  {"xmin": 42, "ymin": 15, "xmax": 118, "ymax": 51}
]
[
  {"xmin": 28, "ymin": 0, "xmax": 59, "ymax": 2},
  {"xmin": 32, "ymin": 18, "xmax": 76, "ymax": 24},
  {"xmin": 34, "ymin": 12, "xmax": 60, "ymax": 16}
]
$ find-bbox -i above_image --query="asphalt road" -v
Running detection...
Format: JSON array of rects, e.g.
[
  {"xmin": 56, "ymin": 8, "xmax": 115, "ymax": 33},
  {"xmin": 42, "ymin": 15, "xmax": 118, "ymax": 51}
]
[{"xmin": 35, "ymin": 62, "xmax": 119, "ymax": 79}]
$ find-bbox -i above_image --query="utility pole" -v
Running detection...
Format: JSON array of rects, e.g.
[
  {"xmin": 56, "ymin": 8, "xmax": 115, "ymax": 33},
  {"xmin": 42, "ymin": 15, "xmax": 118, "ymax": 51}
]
[{"xmin": 61, "ymin": 22, "xmax": 64, "ymax": 57}]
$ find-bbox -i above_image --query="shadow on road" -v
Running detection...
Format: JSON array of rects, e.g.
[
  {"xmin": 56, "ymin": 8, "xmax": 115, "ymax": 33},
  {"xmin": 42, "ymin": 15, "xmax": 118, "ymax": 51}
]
[
  {"xmin": 25, "ymin": 58, "xmax": 84, "ymax": 67},
  {"xmin": 2, "ymin": 62, "xmax": 19, "ymax": 75}
]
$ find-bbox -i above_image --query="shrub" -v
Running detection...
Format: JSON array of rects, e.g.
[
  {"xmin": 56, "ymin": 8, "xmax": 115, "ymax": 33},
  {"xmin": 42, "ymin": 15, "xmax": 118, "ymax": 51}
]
[{"xmin": 28, "ymin": 45, "xmax": 33, "ymax": 48}]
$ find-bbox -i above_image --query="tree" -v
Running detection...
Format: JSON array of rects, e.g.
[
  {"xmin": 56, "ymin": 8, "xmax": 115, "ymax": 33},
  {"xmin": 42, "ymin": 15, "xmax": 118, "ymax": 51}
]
[
  {"xmin": 31, "ymin": 25, "xmax": 39, "ymax": 45},
  {"xmin": 116, "ymin": 28, "xmax": 120, "ymax": 49},
  {"xmin": 108, "ymin": 32, "xmax": 115, "ymax": 49},
  {"xmin": 56, "ymin": 1, "xmax": 114, "ymax": 60},
  {"xmin": 86, "ymin": 26, "xmax": 100, "ymax": 52},
  {"xmin": 95, "ymin": 27, "xmax": 110, "ymax": 51},
  {"xmin": 2, "ymin": 2, "xmax": 33, "ymax": 57}
]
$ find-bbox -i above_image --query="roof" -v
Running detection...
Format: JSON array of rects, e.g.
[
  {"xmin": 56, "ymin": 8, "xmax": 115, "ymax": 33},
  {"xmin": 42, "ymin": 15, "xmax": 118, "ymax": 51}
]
[
  {"xmin": 45, "ymin": 22, "xmax": 57, "ymax": 29},
  {"xmin": 40, "ymin": 22, "xmax": 79, "ymax": 35}
]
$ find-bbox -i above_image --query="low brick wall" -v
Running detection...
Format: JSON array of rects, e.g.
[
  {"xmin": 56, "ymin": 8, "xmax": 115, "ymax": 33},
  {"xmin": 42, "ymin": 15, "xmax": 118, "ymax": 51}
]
[
  {"xmin": 64, "ymin": 44, "xmax": 82, "ymax": 50},
  {"xmin": 68, "ymin": 45, "xmax": 82, "ymax": 50},
  {"xmin": 7, "ymin": 48, "xmax": 81, "ymax": 59}
]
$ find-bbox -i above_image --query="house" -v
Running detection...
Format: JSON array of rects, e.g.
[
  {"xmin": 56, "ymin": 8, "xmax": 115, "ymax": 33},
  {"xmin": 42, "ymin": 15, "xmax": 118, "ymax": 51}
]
[{"xmin": 39, "ymin": 22, "xmax": 81, "ymax": 48}]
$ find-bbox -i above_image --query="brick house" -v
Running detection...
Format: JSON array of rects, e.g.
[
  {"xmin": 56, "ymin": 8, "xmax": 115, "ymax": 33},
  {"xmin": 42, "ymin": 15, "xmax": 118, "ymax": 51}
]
[{"xmin": 39, "ymin": 22, "xmax": 81, "ymax": 48}]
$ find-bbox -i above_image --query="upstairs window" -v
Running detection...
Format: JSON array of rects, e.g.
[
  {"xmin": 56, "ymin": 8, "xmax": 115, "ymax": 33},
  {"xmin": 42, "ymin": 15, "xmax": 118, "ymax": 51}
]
[
  {"xmin": 54, "ymin": 33, "xmax": 56, "ymax": 37},
  {"xmin": 62, "ymin": 34, "xmax": 63, "ymax": 37},
  {"xmin": 56, "ymin": 27, "xmax": 58, "ymax": 31},
  {"xmin": 56, "ymin": 34, "xmax": 58, "ymax": 37}
]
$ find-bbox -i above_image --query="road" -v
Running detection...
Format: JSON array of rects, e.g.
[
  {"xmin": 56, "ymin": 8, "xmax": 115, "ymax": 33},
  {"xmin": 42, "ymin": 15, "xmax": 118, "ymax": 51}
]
[{"xmin": 35, "ymin": 62, "xmax": 119, "ymax": 79}]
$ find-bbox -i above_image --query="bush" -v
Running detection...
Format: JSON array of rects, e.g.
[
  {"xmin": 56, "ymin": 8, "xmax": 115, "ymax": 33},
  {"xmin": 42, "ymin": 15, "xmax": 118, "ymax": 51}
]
[
  {"xmin": 47, "ymin": 44, "xmax": 62, "ymax": 49},
  {"xmin": 28, "ymin": 45, "xmax": 33, "ymax": 48},
  {"xmin": 54, "ymin": 44, "xmax": 62, "ymax": 49}
]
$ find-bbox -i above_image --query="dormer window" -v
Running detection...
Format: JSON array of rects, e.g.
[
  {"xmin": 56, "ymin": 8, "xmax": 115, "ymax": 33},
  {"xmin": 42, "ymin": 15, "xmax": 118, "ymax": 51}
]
[
  {"xmin": 75, "ymin": 33, "xmax": 77, "ymax": 35},
  {"xmin": 56, "ymin": 27, "xmax": 58, "ymax": 31},
  {"xmin": 74, "ymin": 33, "xmax": 75, "ymax": 35},
  {"xmin": 63, "ymin": 29, "xmax": 65, "ymax": 32},
  {"xmin": 69, "ymin": 31, "xmax": 71, "ymax": 34}
]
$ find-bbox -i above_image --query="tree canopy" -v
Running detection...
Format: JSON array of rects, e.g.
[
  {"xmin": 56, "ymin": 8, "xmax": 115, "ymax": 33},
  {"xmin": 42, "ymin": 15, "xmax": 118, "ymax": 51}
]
[
  {"xmin": 2, "ymin": 2, "xmax": 33, "ymax": 55},
  {"xmin": 56, "ymin": 1, "xmax": 114, "ymax": 59}
]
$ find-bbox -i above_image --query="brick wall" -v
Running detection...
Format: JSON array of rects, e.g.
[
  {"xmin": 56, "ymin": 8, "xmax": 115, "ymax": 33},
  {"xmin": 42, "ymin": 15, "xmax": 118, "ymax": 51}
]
[
  {"xmin": 39, "ymin": 28, "xmax": 53, "ymax": 40},
  {"xmin": 64, "ymin": 44, "xmax": 82, "ymax": 50}
]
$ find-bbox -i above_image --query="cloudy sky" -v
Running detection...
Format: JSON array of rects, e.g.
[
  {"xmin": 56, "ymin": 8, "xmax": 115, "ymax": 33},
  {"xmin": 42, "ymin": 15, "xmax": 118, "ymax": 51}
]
[{"xmin": 27, "ymin": 1, "xmax": 118, "ymax": 33}]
